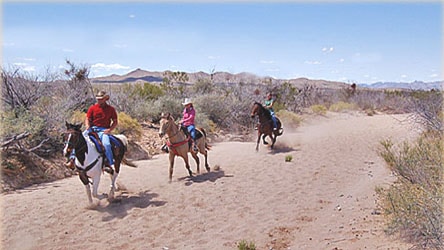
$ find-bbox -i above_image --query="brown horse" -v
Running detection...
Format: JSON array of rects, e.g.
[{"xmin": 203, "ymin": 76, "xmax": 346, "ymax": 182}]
[
  {"xmin": 158, "ymin": 113, "xmax": 211, "ymax": 182},
  {"xmin": 250, "ymin": 102, "xmax": 283, "ymax": 151}
]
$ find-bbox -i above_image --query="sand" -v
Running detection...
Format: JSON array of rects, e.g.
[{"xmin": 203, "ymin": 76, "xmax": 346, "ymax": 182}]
[{"xmin": 1, "ymin": 111, "xmax": 420, "ymax": 250}]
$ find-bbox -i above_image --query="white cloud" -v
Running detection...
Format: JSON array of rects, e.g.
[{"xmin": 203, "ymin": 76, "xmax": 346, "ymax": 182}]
[
  {"xmin": 62, "ymin": 48, "xmax": 74, "ymax": 52},
  {"xmin": 429, "ymin": 73, "xmax": 438, "ymax": 78},
  {"xmin": 91, "ymin": 63, "xmax": 131, "ymax": 71},
  {"xmin": 129, "ymin": 14, "xmax": 136, "ymax": 18},
  {"xmin": 339, "ymin": 58, "xmax": 345, "ymax": 63},
  {"xmin": 13, "ymin": 62, "xmax": 35, "ymax": 72},
  {"xmin": 401, "ymin": 74, "xmax": 407, "ymax": 79},
  {"xmin": 3, "ymin": 42, "xmax": 15, "ymax": 47},
  {"xmin": 304, "ymin": 60, "xmax": 321, "ymax": 65},
  {"xmin": 322, "ymin": 47, "xmax": 334, "ymax": 53},
  {"xmin": 208, "ymin": 55, "xmax": 220, "ymax": 60}
]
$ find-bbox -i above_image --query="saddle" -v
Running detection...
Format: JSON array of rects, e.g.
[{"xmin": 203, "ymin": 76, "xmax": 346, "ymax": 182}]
[
  {"xmin": 180, "ymin": 125, "xmax": 203, "ymax": 140},
  {"xmin": 87, "ymin": 131, "xmax": 124, "ymax": 162}
]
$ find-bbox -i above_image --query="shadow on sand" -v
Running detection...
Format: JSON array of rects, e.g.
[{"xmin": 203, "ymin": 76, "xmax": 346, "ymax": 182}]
[
  {"xmin": 268, "ymin": 144, "xmax": 299, "ymax": 155},
  {"xmin": 95, "ymin": 190, "xmax": 166, "ymax": 221},
  {"xmin": 178, "ymin": 169, "xmax": 233, "ymax": 185}
]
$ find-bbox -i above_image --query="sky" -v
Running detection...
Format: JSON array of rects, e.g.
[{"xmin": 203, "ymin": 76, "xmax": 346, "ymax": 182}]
[{"xmin": 2, "ymin": 1, "xmax": 443, "ymax": 84}]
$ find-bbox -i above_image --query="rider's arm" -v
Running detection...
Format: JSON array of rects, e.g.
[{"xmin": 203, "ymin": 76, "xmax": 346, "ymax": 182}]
[{"xmin": 265, "ymin": 99, "xmax": 275, "ymax": 109}]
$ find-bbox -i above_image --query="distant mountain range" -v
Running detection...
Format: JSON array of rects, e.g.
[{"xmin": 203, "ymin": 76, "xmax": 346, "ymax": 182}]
[
  {"xmin": 359, "ymin": 81, "xmax": 443, "ymax": 90},
  {"xmin": 92, "ymin": 68, "xmax": 443, "ymax": 91}
]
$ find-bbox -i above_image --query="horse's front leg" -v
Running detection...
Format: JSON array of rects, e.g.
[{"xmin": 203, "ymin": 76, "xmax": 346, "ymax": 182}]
[
  {"xmin": 256, "ymin": 132, "xmax": 261, "ymax": 151},
  {"xmin": 180, "ymin": 154, "xmax": 193, "ymax": 177},
  {"xmin": 168, "ymin": 153, "xmax": 175, "ymax": 183},
  {"xmin": 91, "ymin": 175, "xmax": 106, "ymax": 200},
  {"xmin": 84, "ymin": 184, "xmax": 93, "ymax": 204}
]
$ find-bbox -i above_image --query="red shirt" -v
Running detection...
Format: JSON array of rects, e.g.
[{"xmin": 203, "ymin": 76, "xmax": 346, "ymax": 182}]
[{"xmin": 86, "ymin": 103, "xmax": 117, "ymax": 128}]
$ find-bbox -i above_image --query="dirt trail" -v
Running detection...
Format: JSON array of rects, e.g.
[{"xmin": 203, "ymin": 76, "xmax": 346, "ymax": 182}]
[{"xmin": 1, "ymin": 112, "xmax": 419, "ymax": 250}]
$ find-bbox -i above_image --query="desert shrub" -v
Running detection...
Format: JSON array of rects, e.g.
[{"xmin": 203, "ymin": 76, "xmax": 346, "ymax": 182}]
[
  {"xmin": 377, "ymin": 132, "xmax": 443, "ymax": 249},
  {"xmin": 285, "ymin": 155, "xmax": 293, "ymax": 162},
  {"xmin": 310, "ymin": 104, "xmax": 327, "ymax": 115},
  {"xmin": 237, "ymin": 239, "xmax": 256, "ymax": 250},
  {"xmin": 142, "ymin": 95, "xmax": 183, "ymax": 122},
  {"xmin": 329, "ymin": 101, "xmax": 358, "ymax": 112},
  {"xmin": 407, "ymin": 90, "xmax": 443, "ymax": 133},
  {"xmin": 1, "ymin": 108, "xmax": 46, "ymax": 142},
  {"xmin": 68, "ymin": 110, "xmax": 86, "ymax": 124},
  {"xmin": 276, "ymin": 109, "xmax": 302, "ymax": 129},
  {"xmin": 115, "ymin": 112, "xmax": 142, "ymax": 140}
]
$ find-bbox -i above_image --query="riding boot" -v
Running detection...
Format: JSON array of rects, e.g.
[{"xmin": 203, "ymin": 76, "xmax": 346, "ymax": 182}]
[
  {"xmin": 161, "ymin": 143, "xmax": 169, "ymax": 153},
  {"xmin": 64, "ymin": 158, "xmax": 75, "ymax": 169}
]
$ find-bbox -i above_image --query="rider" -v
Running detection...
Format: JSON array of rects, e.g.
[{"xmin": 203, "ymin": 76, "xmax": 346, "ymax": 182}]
[
  {"xmin": 264, "ymin": 92, "xmax": 278, "ymax": 131},
  {"xmin": 180, "ymin": 98, "xmax": 198, "ymax": 152},
  {"xmin": 85, "ymin": 91, "xmax": 118, "ymax": 173}
]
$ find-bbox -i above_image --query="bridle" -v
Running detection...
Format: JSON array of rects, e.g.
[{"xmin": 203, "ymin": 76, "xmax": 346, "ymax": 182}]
[
  {"xmin": 161, "ymin": 118, "xmax": 182, "ymax": 141},
  {"xmin": 64, "ymin": 129, "xmax": 84, "ymax": 151}
]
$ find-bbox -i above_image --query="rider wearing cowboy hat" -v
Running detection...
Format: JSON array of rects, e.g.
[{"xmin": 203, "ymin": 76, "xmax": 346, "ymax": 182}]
[{"xmin": 180, "ymin": 98, "xmax": 198, "ymax": 152}]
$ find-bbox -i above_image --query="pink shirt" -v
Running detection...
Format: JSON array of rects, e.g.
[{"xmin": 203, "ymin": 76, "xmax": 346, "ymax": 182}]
[{"xmin": 182, "ymin": 107, "xmax": 195, "ymax": 126}]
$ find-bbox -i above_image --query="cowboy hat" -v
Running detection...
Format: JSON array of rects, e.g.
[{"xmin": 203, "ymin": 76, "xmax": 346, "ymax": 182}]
[
  {"xmin": 95, "ymin": 91, "xmax": 109, "ymax": 100},
  {"xmin": 182, "ymin": 98, "xmax": 192, "ymax": 106}
]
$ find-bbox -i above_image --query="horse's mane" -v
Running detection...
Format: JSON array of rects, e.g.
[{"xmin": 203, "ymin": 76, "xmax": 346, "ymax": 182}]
[{"xmin": 254, "ymin": 102, "xmax": 272, "ymax": 120}]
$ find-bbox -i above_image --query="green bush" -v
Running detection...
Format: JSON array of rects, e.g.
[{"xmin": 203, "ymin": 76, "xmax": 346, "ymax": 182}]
[
  {"xmin": 310, "ymin": 104, "xmax": 327, "ymax": 115},
  {"xmin": 329, "ymin": 101, "xmax": 358, "ymax": 112},
  {"xmin": 237, "ymin": 239, "xmax": 256, "ymax": 250},
  {"xmin": 115, "ymin": 112, "xmax": 142, "ymax": 140},
  {"xmin": 377, "ymin": 132, "xmax": 443, "ymax": 249},
  {"xmin": 0, "ymin": 108, "xmax": 46, "ymax": 142},
  {"xmin": 276, "ymin": 109, "xmax": 302, "ymax": 128}
]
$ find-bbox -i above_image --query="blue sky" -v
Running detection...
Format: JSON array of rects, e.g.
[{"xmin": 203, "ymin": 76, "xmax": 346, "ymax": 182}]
[{"xmin": 2, "ymin": 1, "xmax": 443, "ymax": 83}]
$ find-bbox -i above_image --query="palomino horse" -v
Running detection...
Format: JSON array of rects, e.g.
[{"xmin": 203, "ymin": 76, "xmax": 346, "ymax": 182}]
[
  {"xmin": 250, "ymin": 102, "xmax": 283, "ymax": 151},
  {"xmin": 158, "ymin": 113, "xmax": 211, "ymax": 182},
  {"xmin": 63, "ymin": 122, "xmax": 135, "ymax": 204}
]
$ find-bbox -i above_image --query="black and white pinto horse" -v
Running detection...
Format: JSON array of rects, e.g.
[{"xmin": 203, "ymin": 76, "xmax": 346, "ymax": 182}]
[{"xmin": 63, "ymin": 122, "xmax": 134, "ymax": 204}]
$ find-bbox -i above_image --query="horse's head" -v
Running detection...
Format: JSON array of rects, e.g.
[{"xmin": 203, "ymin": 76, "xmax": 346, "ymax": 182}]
[
  {"xmin": 62, "ymin": 121, "xmax": 83, "ymax": 158},
  {"xmin": 158, "ymin": 113, "xmax": 175, "ymax": 138},
  {"xmin": 251, "ymin": 102, "xmax": 261, "ymax": 118}
]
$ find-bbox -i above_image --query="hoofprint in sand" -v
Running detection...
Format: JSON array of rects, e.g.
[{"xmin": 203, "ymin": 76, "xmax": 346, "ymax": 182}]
[{"xmin": 1, "ymin": 112, "xmax": 418, "ymax": 249}]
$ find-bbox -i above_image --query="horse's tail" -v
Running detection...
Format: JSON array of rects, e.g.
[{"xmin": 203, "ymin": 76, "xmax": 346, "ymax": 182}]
[
  {"xmin": 114, "ymin": 134, "xmax": 138, "ymax": 168},
  {"xmin": 198, "ymin": 127, "xmax": 212, "ymax": 151}
]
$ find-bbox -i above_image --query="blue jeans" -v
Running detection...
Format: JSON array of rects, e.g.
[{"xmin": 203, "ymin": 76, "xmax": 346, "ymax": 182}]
[
  {"xmin": 91, "ymin": 126, "xmax": 114, "ymax": 165},
  {"xmin": 269, "ymin": 111, "xmax": 278, "ymax": 128},
  {"xmin": 186, "ymin": 124, "xmax": 196, "ymax": 140}
]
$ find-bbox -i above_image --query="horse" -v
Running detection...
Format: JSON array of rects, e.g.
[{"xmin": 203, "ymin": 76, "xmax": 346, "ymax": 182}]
[
  {"xmin": 158, "ymin": 113, "xmax": 211, "ymax": 182},
  {"xmin": 62, "ymin": 121, "xmax": 135, "ymax": 204},
  {"xmin": 250, "ymin": 102, "xmax": 283, "ymax": 151}
]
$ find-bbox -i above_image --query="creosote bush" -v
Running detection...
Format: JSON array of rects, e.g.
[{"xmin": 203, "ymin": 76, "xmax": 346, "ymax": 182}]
[
  {"xmin": 310, "ymin": 104, "xmax": 327, "ymax": 115},
  {"xmin": 377, "ymin": 132, "xmax": 443, "ymax": 249},
  {"xmin": 329, "ymin": 101, "xmax": 358, "ymax": 112}
]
